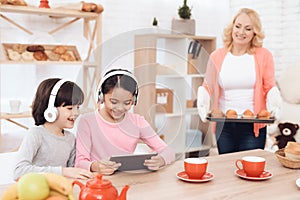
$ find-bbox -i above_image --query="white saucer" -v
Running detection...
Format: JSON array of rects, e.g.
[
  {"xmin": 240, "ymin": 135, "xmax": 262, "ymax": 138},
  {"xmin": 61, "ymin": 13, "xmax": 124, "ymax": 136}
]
[
  {"xmin": 296, "ymin": 178, "xmax": 300, "ymax": 188},
  {"xmin": 176, "ymin": 171, "xmax": 214, "ymax": 183}
]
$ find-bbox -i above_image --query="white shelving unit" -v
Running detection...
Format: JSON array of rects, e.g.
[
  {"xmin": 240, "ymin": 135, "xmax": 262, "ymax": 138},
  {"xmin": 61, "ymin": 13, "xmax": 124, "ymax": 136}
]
[{"xmin": 134, "ymin": 33, "xmax": 216, "ymax": 157}]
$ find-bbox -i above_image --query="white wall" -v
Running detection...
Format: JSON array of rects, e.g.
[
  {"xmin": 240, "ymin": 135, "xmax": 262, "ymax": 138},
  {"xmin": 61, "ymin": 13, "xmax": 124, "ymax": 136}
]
[
  {"xmin": 0, "ymin": 0, "xmax": 230, "ymax": 113},
  {"xmin": 230, "ymin": 0, "xmax": 300, "ymax": 77},
  {"xmin": 98, "ymin": 0, "xmax": 230, "ymax": 75},
  {"xmin": 1, "ymin": 0, "xmax": 299, "ymax": 114}
]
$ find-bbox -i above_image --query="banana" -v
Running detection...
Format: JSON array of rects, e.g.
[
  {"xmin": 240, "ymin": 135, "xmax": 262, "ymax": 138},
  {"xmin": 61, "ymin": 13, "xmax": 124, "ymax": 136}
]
[
  {"xmin": 43, "ymin": 173, "xmax": 73, "ymax": 196},
  {"xmin": 48, "ymin": 190, "xmax": 69, "ymax": 200},
  {"xmin": 1, "ymin": 182, "xmax": 18, "ymax": 200},
  {"xmin": 68, "ymin": 194, "xmax": 76, "ymax": 200}
]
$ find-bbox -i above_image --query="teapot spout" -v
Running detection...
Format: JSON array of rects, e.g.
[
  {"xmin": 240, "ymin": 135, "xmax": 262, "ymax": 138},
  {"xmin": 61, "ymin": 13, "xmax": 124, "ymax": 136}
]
[{"xmin": 118, "ymin": 185, "xmax": 130, "ymax": 200}]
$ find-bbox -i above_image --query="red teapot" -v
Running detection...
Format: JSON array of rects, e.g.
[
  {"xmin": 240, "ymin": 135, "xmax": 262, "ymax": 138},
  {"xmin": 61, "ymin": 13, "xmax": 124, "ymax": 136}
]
[{"xmin": 72, "ymin": 174, "xmax": 129, "ymax": 200}]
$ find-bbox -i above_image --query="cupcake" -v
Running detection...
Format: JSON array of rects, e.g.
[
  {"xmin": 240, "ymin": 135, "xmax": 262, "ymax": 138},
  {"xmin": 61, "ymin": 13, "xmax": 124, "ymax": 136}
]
[
  {"xmin": 257, "ymin": 109, "xmax": 270, "ymax": 119},
  {"xmin": 242, "ymin": 109, "xmax": 255, "ymax": 119},
  {"xmin": 226, "ymin": 109, "xmax": 237, "ymax": 118},
  {"xmin": 210, "ymin": 109, "xmax": 224, "ymax": 118}
]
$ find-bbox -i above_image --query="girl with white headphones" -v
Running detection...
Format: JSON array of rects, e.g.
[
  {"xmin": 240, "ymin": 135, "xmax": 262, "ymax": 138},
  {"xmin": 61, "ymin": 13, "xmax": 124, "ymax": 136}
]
[
  {"xmin": 14, "ymin": 78, "xmax": 94, "ymax": 180},
  {"xmin": 75, "ymin": 68, "xmax": 175, "ymax": 175}
]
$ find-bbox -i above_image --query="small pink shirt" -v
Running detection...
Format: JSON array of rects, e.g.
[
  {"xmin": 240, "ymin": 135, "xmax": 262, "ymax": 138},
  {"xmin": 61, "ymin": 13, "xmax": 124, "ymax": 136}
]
[{"xmin": 75, "ymin": 111, "xmax": 175, "ymax": 170}]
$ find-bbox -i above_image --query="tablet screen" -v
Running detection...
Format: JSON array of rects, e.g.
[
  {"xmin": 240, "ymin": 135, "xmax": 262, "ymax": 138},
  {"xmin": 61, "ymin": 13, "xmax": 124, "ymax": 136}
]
[{"xmin": 109, "ymin": 153, "xmax": 158, "ymax": 171}]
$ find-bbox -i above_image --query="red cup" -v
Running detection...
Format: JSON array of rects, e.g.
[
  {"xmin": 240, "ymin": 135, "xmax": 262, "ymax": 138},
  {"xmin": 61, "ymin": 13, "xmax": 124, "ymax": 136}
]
[
  {"xmin": 184, "ymin": 158, "xmax": 208, "ymax": 179},
  {"xmin": 235, "ymin": 156, "xmax": 265, "ymax": 177}
]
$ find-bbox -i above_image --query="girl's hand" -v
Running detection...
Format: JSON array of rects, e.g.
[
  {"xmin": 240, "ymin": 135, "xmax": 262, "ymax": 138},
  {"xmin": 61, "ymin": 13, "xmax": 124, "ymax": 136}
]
[
  {"xmin": 144, "ymin": 155, "xmax": 165, "ymax": 171},
  {"xmin": 62, "ymin": 167, "xmax": 95, "ymax": 179},
  {"xmin": 91, "ymin": 160, "xmax": 121, "ymax": 175}
]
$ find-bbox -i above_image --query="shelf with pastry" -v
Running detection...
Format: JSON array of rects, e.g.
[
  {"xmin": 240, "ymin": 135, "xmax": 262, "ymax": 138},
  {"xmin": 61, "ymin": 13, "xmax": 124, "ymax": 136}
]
[
  {"xmin": 0, "ymin": 4, "xmax": 103, "ymax": 110},
  {"xmin": 2, "ymin": 43, "xmax": 82, "ymax": 63}
]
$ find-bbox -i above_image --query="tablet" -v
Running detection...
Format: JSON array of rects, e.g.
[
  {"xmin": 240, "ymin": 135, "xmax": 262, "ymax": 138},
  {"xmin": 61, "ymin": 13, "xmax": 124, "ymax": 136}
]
[{"xmin": 109, "ymin": 153, "xmax": 158, "ymax": 171}]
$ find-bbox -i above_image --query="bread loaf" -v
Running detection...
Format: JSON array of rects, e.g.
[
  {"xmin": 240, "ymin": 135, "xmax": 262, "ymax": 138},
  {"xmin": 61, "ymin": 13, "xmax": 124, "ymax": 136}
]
[{"xmin": 285, "ymin": 142, "xmax": 300, "ymax": 160}]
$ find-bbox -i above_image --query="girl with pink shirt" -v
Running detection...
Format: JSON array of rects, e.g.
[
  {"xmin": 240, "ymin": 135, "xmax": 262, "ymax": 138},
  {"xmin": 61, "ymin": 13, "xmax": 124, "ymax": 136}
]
[{"xmin": 75, "ymin": 69, "xmax": 175, "ymax": 175}]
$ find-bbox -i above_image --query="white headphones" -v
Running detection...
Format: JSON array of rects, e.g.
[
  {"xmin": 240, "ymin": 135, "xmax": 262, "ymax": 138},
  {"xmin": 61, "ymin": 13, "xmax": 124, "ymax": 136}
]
[
  {"xmin": 97, "ymin": 70, "xmax": 139, "ymax": 105},
  {"xmin": 44, "ymin": 79, "xmax": 69, "ymax": 122}
]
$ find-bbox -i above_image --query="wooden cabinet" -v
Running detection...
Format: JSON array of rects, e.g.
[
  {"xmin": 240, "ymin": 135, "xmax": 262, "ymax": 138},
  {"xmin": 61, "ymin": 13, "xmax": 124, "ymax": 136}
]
[
  {"xmin": 134, "ymin": 34, "xmax": 216, "ymax": 157},
  {"xmin": 0, "ymin": 5, "xmax": 102, "ymax": 110}
]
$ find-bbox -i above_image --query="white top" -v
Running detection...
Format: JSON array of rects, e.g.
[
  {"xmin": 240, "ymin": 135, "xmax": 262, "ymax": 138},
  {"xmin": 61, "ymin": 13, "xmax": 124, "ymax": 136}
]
[{"xmin": 219, "ymin": 53, "xmax": 256, "ymax": 114}]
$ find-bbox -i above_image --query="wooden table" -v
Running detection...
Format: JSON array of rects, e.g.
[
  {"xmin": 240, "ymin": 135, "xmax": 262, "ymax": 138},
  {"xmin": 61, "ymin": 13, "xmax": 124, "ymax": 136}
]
[{"xmin": 1, "ymin": 149, "xmax": 299, "ymax": 199}]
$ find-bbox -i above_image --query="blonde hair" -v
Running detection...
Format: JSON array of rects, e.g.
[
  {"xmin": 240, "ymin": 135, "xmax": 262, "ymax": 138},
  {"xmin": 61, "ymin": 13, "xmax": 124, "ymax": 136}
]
[{"xmin": 223, "ymin": 8, "xmax": 265, "ymax": 54}]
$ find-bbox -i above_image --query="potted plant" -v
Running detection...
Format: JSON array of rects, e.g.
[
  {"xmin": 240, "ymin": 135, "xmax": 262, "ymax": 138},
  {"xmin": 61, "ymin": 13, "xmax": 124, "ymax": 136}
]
[
  {"xmin": 152, "ymin": 17, "xmax": 158, "ymax": 26},
  {"xmin": 178, "ymin": 0, "xmax": 192, "ymax": 19},
  {"xmin": 171, "ymin": 0, "xmax": 195, "ymax": 35}
]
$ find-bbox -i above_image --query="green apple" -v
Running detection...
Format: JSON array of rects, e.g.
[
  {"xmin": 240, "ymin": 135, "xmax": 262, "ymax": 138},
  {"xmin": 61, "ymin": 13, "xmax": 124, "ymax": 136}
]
[{"xmin": 18, "ymin": 173, "xmax": 50, "ymax": 200}]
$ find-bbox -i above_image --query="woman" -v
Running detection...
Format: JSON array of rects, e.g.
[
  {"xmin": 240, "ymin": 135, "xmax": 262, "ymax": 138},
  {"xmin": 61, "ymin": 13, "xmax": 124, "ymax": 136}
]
[{"xmin": 197, "ymin": 8, "xmax": 282, "ymax": 154}]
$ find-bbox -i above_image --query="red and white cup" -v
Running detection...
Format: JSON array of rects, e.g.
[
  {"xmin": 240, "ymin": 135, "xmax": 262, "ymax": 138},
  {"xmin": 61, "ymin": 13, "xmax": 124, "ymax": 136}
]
[
  {"xmin": 235, "ymin": 156, "xmax": 265, "ymax": 177},
  {"xmin": 184, "ymin": 158, "xmax": 208, "ymax": 179}
]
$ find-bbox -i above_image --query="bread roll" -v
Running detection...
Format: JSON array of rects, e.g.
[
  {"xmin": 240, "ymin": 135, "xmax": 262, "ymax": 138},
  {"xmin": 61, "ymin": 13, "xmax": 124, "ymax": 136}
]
[
  {"xmin": 26, "ymin": 45, "xmax": 45, "ymax": 52},
  {"xmin": 242, "ymin": 109, "xmax": 254, "ymax": 119},
  {"xmin": 60, "ymin": 52, "xmax": 75, "ymax": 61},
  {"xmin": 211, "ymin": 109, "xmax": 224, "ymax": 118},
  {"xmin": 12, "ymin": 44, "xmax": 26, "ymax": 54},
  {"xmin": 226, "ymin": 109, "xmax": 237, "ymax": 118},
  {"xmin": 285, "ymin": 142, "xmax": 300, "ymax": 160},
  {"xmin": 52, "ymin": 46, "xmax": 68, "ymax": 55},
  {"xmin": 21, "ymin": 51, "xmax": 34, "ymax": 61},
  {"xmin": 257, "ymin": 109, "xmax": 270, "ymax": 119},
  {"xmin": 33, "ymin": 51, "xmax": 48, "ymax": 61},
  {"xmin": 8, "ymin": 50, "xmax": 21, "ymax": 61},
  {"xmin": 47, "ymin": 51, "xmax": 60, "ymax": 61}
]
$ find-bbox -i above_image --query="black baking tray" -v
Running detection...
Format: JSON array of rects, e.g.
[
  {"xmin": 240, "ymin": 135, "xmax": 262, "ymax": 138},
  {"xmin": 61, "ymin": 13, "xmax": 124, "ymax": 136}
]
[{"xmin": 206, "ymin": 114, "xmax": 275, "ymax": 123}]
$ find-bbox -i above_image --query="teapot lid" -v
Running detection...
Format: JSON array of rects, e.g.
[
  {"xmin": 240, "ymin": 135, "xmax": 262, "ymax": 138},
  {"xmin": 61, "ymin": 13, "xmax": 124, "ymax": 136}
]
[{"xmin": 87, "ymin": 174, "xmax": 112, "ymax": 189}]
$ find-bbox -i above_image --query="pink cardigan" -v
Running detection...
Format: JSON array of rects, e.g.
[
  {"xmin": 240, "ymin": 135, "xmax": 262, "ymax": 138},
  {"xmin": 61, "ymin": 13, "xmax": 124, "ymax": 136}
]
[
  {"xmin": 203, "ymin": 47, "xmax": 275, "ymax": 137},
  {"xmin": 75, "ymin": 111, "xmax": 175, "ymax": 170}
]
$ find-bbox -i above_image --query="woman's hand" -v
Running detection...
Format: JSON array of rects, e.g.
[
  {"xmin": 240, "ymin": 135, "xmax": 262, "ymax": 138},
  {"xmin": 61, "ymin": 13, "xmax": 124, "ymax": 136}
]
[
  {"xmin": 62, "ymin": 167, "xmax": 95, "ymax": 180},
  {"xmin": 91, "ymin": 160, "xmax": 121, "ymax": 175},
  {"xmin": 144, "ymin": 155, "xmax": 165, "ymax": 171}
]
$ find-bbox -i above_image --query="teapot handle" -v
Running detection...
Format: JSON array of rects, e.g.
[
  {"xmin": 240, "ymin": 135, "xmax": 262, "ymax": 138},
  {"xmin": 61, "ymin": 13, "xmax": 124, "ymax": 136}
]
[{"xmin": 72, "ymin": 180, "xmax": 85, "ymax": 190}]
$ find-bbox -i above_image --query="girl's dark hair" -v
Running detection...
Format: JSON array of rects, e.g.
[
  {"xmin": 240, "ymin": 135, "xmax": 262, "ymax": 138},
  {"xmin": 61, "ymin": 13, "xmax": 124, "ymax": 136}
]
[
  {"xmin": 32, "ymin": 78, "xmax": 84, "ymax": 125},
  {"xmin": 101, "ymin": 69, "xmax": 138, "ymax": 96}
]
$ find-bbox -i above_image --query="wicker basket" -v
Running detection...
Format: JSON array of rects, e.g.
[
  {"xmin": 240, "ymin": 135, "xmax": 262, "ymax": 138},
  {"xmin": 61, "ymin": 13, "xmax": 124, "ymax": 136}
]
[{"xmin": 275, "ymin": 148, "xmax": 300, "ymax": 169}]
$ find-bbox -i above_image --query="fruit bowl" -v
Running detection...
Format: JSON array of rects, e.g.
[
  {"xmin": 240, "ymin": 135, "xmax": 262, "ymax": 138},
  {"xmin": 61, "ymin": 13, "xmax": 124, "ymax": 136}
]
[{"xmin": 275, "ymin": 148, "xmax": 300, "ymax": 169}]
